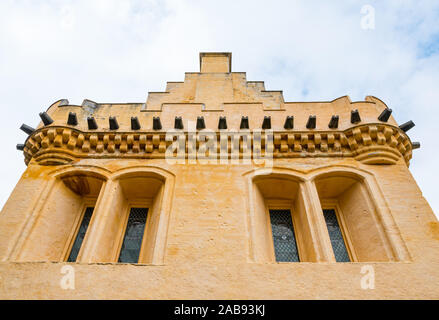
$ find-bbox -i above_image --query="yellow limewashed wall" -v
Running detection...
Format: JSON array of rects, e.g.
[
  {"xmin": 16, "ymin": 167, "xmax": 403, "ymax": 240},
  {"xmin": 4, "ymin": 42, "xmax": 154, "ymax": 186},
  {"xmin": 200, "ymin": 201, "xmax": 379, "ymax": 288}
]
[{"xmin": 0, "ymin": 53, "xmax": 438, "ymax": 299}]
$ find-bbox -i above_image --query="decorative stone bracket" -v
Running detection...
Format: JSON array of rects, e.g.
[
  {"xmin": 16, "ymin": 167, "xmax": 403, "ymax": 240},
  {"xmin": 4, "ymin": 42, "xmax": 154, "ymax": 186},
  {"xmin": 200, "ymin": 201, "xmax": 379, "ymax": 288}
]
[{"xmin": 22, "ymin": 124, "xmax": 413, "ymax": 166}]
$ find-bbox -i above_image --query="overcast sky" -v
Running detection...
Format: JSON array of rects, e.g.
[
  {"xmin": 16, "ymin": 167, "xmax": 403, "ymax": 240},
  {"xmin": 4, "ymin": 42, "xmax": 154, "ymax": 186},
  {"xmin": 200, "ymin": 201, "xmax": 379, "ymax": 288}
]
[{"xmin": 0, "ymin": 0, "xmax": 438, "ymax": 218}]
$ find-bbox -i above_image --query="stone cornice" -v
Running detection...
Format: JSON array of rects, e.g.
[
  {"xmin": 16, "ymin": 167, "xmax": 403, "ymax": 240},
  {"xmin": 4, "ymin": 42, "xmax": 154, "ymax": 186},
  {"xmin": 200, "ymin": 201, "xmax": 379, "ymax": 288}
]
[{"xmin": 21, "ymin": 124, "xmax": 413, "ymax": 166}]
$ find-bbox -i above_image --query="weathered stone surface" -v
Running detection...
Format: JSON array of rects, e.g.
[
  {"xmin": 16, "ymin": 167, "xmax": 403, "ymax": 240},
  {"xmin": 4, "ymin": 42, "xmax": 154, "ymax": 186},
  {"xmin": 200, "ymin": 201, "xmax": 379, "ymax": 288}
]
[{"xmin": 2, "ymin": 53, "xmax": 437, "ymax": 299}]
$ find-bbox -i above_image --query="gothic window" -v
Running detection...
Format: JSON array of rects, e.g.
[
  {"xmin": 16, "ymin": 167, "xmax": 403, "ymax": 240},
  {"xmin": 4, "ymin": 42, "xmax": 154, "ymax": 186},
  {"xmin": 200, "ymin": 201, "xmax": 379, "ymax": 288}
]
[
  {"xmin": 16, "ymin": 172, "xmax": 105, "ymax": 262},
  {"xmin": 249, "ymin": 174, "xmax": 318, "ymax": 263},
  {"xmin": 67, "ymin": 207, "xmax": 94, "ymax": 262},
  {"xmin": 322, "ymin": 209, "xmax": 350, "ymax": 262},
  {"xmin": 118, "ymin": 208, "xmax": 149, "ymax": 263},
  {"xmin": 106, "ymin": 172, "xmax": 169, "ymax": 264},
  {"xmin": 269, "ymin": 209, "xmax": 300, "ymax": 262},
  {"xmin": 248, "ymin": 169, "xmax": 407, "ymax": 263},
  {"xmin": 314, "ymin": 172, "xmax": 394, "ymax": 262}
]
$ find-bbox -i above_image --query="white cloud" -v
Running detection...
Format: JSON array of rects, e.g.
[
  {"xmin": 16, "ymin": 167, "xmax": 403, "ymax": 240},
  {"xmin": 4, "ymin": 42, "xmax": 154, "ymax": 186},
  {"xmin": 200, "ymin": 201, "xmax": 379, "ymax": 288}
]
[{"xmin": 0, "ymin": 0, "xmax": 438, "ymax": 218}]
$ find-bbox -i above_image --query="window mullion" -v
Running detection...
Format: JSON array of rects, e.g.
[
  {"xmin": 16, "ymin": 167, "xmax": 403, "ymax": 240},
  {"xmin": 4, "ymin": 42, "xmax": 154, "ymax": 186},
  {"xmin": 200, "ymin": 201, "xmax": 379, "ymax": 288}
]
[
  {"xmin": 302, "ymin": 181, "xmax": 336, "ymax": 262},
  {"xmin": 76, "ymin": 179, "xmax": 118, "ymax": 263}
]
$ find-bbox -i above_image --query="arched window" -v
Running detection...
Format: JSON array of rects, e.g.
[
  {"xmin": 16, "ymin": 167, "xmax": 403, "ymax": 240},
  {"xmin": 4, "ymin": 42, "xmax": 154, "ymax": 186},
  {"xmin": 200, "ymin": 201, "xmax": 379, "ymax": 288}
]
[
  {"xmin": 76, "ymin": 168, "xmax": 174, "ymax": 265},
  {"xmin": 248, "ymin": 172, "xmax": 320, "ymax": 263},
  {"xmin": 246, "ymin": 168, "xmax": 409, "ymax": 263},
  {"xmin": 313, "ymin": 172, "xmax": 393, "ymax": 262},
  {"xmin": 16, "ymin": 167, "xmax": 174, "ymax": 265},
  {"xmin": 112, "ymin": 173, "xmax": 165, "ymax": 264},
  {"xmin": 17, "ymin": 171, "xmax": 106, "ymax": 262}
]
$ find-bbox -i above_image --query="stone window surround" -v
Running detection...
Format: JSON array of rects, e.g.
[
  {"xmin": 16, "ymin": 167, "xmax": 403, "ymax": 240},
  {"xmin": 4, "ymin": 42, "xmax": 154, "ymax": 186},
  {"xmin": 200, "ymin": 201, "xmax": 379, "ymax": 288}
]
[
  {"xmin": 11, "ymin": 166, "xmax": 175, "ymax": 265},
  {"xmin": 320, "ymin": 201, "xmax": 358, "ymax": 262},
  {"xmin": 10, "ymin": 164, "xmax": 410, "ymax": 265},
  {"xmin": 244, "ymin": 166, "xmax": 411, "ymax": 263},
  {"xmin": 61, "ymin": 199, "xmax": 96, "ymax": 262}
]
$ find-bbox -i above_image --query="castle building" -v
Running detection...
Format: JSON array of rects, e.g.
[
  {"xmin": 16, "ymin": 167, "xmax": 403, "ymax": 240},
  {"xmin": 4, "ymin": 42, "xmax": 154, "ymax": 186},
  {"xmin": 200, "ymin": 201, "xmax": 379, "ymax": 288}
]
[{"xmin": 0, "ymin": 52, "xmax": 438, "ymax": 299}]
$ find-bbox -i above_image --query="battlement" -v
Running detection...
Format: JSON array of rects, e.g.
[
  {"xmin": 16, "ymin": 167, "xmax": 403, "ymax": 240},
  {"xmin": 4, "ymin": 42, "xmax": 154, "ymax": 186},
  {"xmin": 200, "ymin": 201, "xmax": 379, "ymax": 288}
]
[
  {"xmin": 17, "ymin": 53, "xmax": 418, "ymax": 167},
  {"xmin": 3, "ymin": 52, "xmax": 437, "ymax": 300}
]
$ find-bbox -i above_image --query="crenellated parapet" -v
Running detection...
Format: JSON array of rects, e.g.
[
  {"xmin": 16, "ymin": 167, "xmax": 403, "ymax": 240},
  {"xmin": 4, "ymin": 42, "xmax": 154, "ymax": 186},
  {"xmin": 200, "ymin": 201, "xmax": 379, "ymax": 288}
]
[
  {"xmin": 16, "ymin": 52, "xmax": 419, "ymax": 166},
  {"xmin": 21, "ymin": 122, "xmax": 413, "ymax": 166}
]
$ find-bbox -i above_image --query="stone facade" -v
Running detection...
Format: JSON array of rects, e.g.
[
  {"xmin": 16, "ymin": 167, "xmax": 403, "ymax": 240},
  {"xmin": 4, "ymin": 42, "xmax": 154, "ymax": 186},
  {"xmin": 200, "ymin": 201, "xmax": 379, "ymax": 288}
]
[{"xmin": 0, "ymin": 52, "xmax": 438, "ymax": 299}]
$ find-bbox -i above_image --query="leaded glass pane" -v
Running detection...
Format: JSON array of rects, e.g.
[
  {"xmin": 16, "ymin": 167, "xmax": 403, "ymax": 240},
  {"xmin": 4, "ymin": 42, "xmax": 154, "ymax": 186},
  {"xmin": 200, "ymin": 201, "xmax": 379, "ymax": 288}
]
[
  {"xmin": 67, "ymin": 207, "xmax": 94, "ymax": 262},
  {"xmin": 323, "ymin": 209, "xmax": 350, "ymax": 262},
  {"xmin": 118, "ymin": 208, "xmax": 148, "ymax": 263},
  {"xmin": 269, "ymin": 209, "xmax": 300, "ymax": 262}
]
